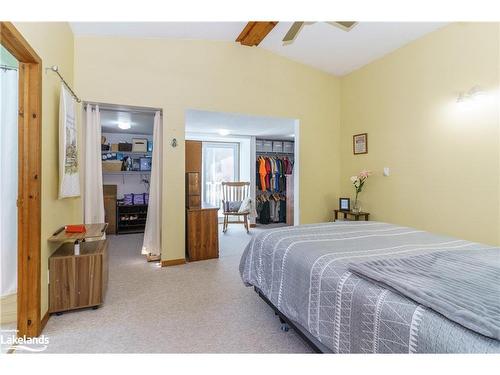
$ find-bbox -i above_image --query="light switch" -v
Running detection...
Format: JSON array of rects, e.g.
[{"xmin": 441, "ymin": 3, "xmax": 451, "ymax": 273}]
[{"xmin": 383, "ymin": 167, "xmax": 390, "ymax": 176}]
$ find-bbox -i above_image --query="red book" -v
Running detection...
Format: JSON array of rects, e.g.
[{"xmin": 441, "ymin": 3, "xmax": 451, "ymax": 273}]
[{"xmin": 65, "ymin": 224, "xmax": 86, "ymax": 233}]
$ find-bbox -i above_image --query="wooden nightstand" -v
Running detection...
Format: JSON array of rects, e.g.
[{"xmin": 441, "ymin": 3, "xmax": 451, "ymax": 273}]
[{"xmin": 334, "ymin": 209, "xmax": 370, "ymax": 221}]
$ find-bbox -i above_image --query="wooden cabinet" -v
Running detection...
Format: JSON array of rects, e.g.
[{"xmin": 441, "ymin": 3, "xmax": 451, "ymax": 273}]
[
  {"xmin": 185, "ymin": 140, "xmax": 202, "ymax": 173},
  {"xmin": 49, "ymin": 240, "xmax": 108, "ymax": 314},
  {"xmin": 186, "ymin": 172, "xmax": 201, "ymax": 208},
  {"xmin": 186, "ymin": 205, "xmax": 219, "ymax": 261},
  {"xmin": 103, "ymin": 185, "xmax": 117, "ymax": 234}
]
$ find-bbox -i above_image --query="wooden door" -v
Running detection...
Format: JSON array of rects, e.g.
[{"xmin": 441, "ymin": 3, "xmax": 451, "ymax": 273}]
[
  {"xmin": 75, "ymin": 255, "xmax": 102, "ymax": 307},
  {"xmin": 49, "ymin": 257, "xmax": 75, "ymax": 312}
]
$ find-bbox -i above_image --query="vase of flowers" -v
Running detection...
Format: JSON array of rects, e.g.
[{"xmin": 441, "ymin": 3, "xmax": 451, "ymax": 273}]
[{"xmin": 350, "ymin": 170, "xmax": 371, "ymax": 213}]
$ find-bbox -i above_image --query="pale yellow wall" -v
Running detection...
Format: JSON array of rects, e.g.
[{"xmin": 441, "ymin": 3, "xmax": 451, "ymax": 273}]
[
  {"xmin": 340, "ymin": 23, "xmax": 500, "ymax": 245},
  {"xmin": 14, "ymin": 23, "xmax": 83, "ymax": 316},
  {"xmin": 74, "ymin": 36, "xmax": 341, "ymax": 261}
]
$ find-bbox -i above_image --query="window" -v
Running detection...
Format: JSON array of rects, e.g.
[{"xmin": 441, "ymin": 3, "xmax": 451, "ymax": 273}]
[{"xmin": 202, "ymin": 142, "xmax": 239, "ymax": 209}]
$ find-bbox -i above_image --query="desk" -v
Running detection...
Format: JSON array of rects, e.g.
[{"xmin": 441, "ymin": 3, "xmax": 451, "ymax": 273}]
[{"xmin": 334, "ymin": 210, "xmax": 370, "ymax": 221}]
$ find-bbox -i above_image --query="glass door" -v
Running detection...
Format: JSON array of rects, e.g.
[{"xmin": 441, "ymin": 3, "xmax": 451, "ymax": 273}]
[{"xmin": 202, "ymin": 142, "xmax": 239, "ymax": 210}]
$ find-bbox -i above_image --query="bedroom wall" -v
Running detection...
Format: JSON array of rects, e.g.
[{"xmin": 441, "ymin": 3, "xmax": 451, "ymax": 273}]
[
  {"xmin": 340, "ymin": 23, "xmax": 500, "ymax": 245},
  {"xmin": 74, "ymin": 37, "xmax": 341, "ymax": 262},
  {"xmin": 13, "ymin": 22, "xmax": 82, "ymax": 317}
]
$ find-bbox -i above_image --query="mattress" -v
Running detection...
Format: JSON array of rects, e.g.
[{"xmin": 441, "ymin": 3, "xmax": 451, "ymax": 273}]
[{"xmin": 239, "ymin": 221, "xmax": 500, "ymax": 353}]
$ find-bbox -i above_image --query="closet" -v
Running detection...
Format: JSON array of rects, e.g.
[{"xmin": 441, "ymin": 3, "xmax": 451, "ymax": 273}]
[
  {"xmin": 255, "ymin": 139, "xmax": 294, "ymax": 226},
  {"xmin": 100, "ymin": 107, "xmax": 154, "ymax": 234}
]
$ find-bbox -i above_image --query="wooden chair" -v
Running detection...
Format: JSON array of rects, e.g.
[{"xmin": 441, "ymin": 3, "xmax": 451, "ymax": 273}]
[{"xmin": 221, "ymin": 181, "xmax": 251, "ymax": 233}]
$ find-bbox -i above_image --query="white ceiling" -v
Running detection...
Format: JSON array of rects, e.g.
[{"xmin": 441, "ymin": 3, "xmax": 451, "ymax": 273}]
[
  {"xmin": 70, "ymin": 22, "xmax": 446, "ymax": 76},
  {"xmin": 186, "ymin": 109, "xmax": 295, "ymax": 139},
  {"xmin": 100, "ymin": 109, "xmax": 155, "ymax": 135}
]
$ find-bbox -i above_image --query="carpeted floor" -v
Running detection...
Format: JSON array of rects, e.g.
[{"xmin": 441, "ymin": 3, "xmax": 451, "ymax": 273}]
[{"xmin": 24, "ymin": 224, "xmax": 312, "ymax": 353}]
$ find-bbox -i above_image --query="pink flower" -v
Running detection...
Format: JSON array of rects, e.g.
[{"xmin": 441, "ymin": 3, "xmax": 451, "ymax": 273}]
[{"xmin": 358, "ymin": 170, "xmax": 372, "ymax": 179}]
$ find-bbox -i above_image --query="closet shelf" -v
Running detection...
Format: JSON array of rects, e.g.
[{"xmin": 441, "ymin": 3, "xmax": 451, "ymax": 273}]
[
  {"xmin": 101, "ymin": 150, "xmax": 151, "ymax": 154},
  {"xmin": 103, "ymin": 171, "xmax": 151, "ymax": 175},
  {"xmin": 256, "ymin": 151, "xmax": 294, "ymax": 155}
]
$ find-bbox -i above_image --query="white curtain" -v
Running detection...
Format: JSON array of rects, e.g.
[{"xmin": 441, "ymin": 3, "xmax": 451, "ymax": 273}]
[
  {"xmin": 142, "ymin": 111, "xmax": 162, "ymax": 256},
  {"xmin": 84, "ymin": 104, "xmax": 105, "ymax": 224},
  {"xmin": 0, "ymin": 68, "xmax": 18, "ymax": 297}
]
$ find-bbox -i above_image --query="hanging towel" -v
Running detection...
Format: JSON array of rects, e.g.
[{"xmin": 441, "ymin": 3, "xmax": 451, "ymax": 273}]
[{"xmin": 59, "ymin": 84, "xmax": 80, "ymax": 198}]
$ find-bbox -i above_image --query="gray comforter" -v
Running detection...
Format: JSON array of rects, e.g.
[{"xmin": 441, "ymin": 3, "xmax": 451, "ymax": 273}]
[
  {"xmin": 349, "ymin": 248, "xmax": 500, "ymax": 340},
  {"xmin": 239, "ymin": 221, "xmax": 500, "ymax": 353}
]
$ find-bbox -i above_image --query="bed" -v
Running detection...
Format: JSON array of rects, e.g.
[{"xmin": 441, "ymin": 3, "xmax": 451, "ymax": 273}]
[{"xmin": 239, "ymin": 221, "xmax": 500, "ymax": 353}]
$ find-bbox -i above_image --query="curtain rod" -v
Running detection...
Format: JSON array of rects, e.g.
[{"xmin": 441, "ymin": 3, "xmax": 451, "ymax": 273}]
[
  {"xmin": 45, "ymin": 65, "xmax": 81, "ymax": 103},
  {"xmin": 0, "ymin": 64, "xmax": 18, "ymax": 71},
  {"xmin": 83, "ymin": 101, "xmax": 162, "ymax": 115}
]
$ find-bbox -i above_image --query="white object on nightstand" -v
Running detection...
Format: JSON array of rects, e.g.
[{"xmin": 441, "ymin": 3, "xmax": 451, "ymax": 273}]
[{"xmin": 383, "ymin": 167, "xmax": 390, "ymax": 176}]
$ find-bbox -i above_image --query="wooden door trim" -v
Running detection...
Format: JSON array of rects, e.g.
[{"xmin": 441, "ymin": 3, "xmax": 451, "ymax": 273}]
[{"xmin": 0, "ymin": 22, "xmax": 42, "ymax": 337}]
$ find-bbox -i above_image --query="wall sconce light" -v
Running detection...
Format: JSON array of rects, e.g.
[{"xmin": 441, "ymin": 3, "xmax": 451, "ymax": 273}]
[{"xmin": 457, "ymin": 86, "xmax": 485, "ymax": 103}]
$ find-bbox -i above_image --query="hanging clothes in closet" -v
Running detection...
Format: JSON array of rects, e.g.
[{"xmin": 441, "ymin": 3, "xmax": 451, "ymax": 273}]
[
  {"xmin": 256, "ymin": 155, "xmax": 293, "ymax": 192},
  {"xmin": 256, "ymin": 155, "xmax": 293, "ymax": 224}
]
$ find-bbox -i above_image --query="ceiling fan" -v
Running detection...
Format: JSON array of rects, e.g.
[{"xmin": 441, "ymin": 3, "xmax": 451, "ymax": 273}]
[
  {"xmin": 282, "ymin": 21, "xmax": 358, "ymax": 44},
  {"xmin": 236, "ymin": 21, "xmax": 358, "ymax": 47}
]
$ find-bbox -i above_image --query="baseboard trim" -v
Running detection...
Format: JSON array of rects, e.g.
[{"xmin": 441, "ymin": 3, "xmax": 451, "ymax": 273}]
[
  {"xmin": 40, "ymin": 310, "xmax": 50, "ymax": 333},
  {"xmin": 161, "ymin": 258, "xmax": 186, "ymax": 267}
]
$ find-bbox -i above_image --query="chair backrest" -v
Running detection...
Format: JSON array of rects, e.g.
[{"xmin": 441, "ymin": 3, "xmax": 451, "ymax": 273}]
[{"xmin": 221, "ymin": 182, "xmax": 250, "ymax": 204}]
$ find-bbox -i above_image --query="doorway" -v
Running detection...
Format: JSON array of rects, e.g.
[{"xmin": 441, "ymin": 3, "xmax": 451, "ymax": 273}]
[
  {"xmin": 0, "ymin": 22, "xmax": 42, "ymax": 338},
  {"xmin": 202, "ymin": 142, "xmax": 240, "ymax": 210},
  {"xmin": 185, "ymin": 109, "xmax": 300, "ymax": 257}
]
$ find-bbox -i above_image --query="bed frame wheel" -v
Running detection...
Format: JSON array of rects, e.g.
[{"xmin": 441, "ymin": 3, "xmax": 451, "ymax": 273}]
[{"xmin": 280, "ymin": 323, "xmax": 290, "ymax": 332}]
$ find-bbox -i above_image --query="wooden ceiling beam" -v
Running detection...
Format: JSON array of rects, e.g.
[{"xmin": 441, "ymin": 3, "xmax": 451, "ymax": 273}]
[{"xmin": 236, "ymin": 21, "xmax": 278, "ymax": 46}]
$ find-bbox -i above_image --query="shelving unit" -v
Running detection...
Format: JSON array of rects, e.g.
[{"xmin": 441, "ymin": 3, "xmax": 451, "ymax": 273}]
[
  {"xmin": 101, "ymin": 150, "xmax": 152, "ymax": 156},
  {"xmin": 103, "ymin": 171, "xmax": 151, "ymax": 176},
  {"xmin": 116, "ymin": 203, "xmax": 148, "ymax": 234}
]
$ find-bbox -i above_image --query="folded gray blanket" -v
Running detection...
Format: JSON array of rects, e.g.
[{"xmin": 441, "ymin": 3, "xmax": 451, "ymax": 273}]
[{"xmin": 349, "ymin": 247, "xmax": 500, "ymax": 340}]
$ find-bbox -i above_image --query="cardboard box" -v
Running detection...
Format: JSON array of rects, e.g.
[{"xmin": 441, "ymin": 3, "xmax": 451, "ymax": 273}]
[
  {"xmin": 132, "ymin": 138, "xmax": 148, "ymax": 152},
  {"xmin": 102, "ymin": 160, "xmax": 122, "ymax": 172}
]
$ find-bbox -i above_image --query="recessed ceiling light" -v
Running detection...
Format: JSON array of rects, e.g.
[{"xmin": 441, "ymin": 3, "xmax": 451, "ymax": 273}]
[
  {"xmin": 118, "ymin": 122, "xmax": 131, "ymax": 130},
  {"xmin": 218, "ymin": 129, "xmax": 230, "ymax": 136}
]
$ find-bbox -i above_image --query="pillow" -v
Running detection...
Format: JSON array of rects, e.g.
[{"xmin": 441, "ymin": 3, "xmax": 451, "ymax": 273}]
[
  {"xmin": 238, "ymin": 197, "xmax": 252, "ymax": 214},
  {"xmin": 225, "ymin": 201, "xmax": 242, "ymax": 213}
]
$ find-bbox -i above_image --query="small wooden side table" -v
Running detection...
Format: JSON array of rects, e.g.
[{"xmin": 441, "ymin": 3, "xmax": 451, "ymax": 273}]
[
  {"xmin": 334, "ymin": 210, "xmax": 370, "ymax": 221},
  {"xmin": 48, "ymin": 223, "xmax": 109, "ymax": 315}
]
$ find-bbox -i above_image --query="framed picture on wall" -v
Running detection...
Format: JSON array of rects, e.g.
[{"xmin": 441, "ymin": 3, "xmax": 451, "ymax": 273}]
[
  {"xmin": 339, "ymin": 197, "xmax": 350, "ymax": 211},
  {"xmin": 353, "ymin": 133, "xmax": 368, "ymax": 154}
]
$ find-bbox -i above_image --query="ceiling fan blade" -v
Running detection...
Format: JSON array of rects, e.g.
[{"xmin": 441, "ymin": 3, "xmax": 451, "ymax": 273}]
[
  {"xmin": 327, "ymin": 21, "xmax": 358, "ymax": 31},
  {"xmin": 282, "ymin": 22, "xmax": 305, "ymax": 43}
]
